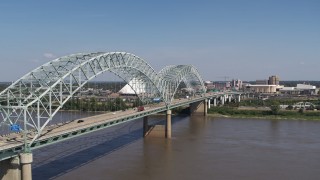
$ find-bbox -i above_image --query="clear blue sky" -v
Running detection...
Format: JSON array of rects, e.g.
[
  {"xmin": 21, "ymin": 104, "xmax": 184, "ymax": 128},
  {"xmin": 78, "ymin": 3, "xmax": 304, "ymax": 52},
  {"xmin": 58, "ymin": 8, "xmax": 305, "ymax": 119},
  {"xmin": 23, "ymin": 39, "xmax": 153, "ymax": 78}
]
[{"xmin": 0, "ymin": 0, "xmax": 319, "ymax": 81}]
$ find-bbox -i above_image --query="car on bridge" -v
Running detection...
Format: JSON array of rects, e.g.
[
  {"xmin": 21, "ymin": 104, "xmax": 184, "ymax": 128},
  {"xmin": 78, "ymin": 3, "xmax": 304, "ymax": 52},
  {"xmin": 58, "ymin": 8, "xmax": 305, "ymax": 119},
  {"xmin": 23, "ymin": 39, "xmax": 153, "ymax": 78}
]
[
  {"xmin": 137, "ymin": 106, "xmax": 145, "ymax": 112},
  {"xmin": 153, "ymin": 97, "xmax": 162, "ymax": 103}
]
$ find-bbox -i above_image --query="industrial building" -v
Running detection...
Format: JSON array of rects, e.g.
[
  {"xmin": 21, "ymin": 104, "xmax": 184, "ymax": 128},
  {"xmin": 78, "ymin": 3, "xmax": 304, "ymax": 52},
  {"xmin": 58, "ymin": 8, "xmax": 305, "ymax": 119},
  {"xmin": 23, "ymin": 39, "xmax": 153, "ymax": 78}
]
[
  {"xmin": 246, "ymin": 85, "xmax": 278, "ymax": 93},
  {"xmin": 279, "ymin": 84, "xmax": 318, "ymax": 95},
  {"xmin": 246, "ymin": 75, "xmax": 281, "ymax": 93},
  {"xmin": 269, "ymin": 75, "xmax": 280, "ymax": 85}
]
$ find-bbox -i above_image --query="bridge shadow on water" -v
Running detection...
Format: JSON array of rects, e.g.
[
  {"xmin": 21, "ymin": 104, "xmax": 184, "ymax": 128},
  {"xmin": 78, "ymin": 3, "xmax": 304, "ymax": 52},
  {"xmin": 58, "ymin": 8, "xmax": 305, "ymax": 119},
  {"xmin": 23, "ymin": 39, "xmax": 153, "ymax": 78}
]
[{"xmin": 32, "ymin": 115, "xmax": 187, "ymax": 180}]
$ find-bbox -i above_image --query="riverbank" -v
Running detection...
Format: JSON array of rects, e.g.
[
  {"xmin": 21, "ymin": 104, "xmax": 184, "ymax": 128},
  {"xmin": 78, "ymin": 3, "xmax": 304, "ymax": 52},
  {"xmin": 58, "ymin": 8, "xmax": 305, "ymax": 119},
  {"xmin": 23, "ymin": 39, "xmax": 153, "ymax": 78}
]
[
  {"xmin": 208, "ymin": 107, "xmax": 320, "ymax": 121},
  {"xmin": 208, "ymin": 113, "xmax": 320, "ymax": 121}
]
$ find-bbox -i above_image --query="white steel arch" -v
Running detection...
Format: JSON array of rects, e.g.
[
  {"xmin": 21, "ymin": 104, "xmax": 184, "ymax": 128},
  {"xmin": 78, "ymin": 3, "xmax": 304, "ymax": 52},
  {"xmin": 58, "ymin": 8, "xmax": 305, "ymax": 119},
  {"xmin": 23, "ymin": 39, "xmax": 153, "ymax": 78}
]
[
  {"xmin": 159, "ymin": 65, "xmax": 206, "ymax": 102},
  {"xmin": 0, "ymin": 52, "xmax": 205, "ymax": 148}
]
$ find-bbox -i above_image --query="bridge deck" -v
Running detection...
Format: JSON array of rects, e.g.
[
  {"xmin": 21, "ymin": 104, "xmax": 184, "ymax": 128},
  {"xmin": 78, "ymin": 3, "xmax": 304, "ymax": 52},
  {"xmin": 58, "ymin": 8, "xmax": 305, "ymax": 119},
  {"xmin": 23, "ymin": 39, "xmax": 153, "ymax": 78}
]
[
  {"xmin": 0, "ymin": 102, "xmax": 165, "ymax": 149},
  {"xmin": 0, "ymin": 94, "xmax": 225, "ymax": 160},
  {"xmin": 0, "ymin": 92, "xmax": 239, "ymax": 160}
]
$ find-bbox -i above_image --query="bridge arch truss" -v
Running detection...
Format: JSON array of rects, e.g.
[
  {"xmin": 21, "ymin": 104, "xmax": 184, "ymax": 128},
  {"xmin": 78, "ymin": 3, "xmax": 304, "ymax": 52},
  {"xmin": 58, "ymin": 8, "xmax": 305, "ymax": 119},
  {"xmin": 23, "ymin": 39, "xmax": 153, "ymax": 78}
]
[{"xmin": 0, "ymin": 52, "xmax": 205, "ymax": 147}]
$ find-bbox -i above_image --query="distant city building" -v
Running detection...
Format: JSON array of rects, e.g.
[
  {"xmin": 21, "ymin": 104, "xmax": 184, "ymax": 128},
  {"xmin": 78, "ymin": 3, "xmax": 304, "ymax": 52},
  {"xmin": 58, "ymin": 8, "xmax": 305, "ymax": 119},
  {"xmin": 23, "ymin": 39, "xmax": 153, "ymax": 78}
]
[
  {"xmin": 279, "ymin": 87, "xmax": 300, "ymax": 95},
  {"xmin": 268, "ymin": 75, "xmax": 280, "ymax": 85},
  {"xmin": 204, "ymin": 81, "xmax": 215, "ymax": 91},
  {"xmin": 255, "ymin": 75, "xmax": 280, "ymax": 86},
  {"xmin": 279, "ymin": 83, "xmax": 318, "ymax": 95},
  {"xmin": 119, "ymin": 78, "xmax": 146, "ymax": 95},
  {"xmin": 79, "ymin": 88, "xmax": 111, "ymax": 96},
  {"xmin": 296, "ymin": 83, "xmax": 316, "ymax": 90},
  {"xmin": 246, "ymin": 75, "xmax": 278, "ymax": 93},
  {"xmin": 256, "ymin": 79, "xmax": 268, "ymax": 85},
  {"xmin": 226, "ymin": 81, "xmax": 231, "ymax": 88},
  {"xmin": 213, "ymin": 82, "xmax": 229, "ymax": 91},
  {"xmin": 210, "ymin": 79, "xmax": 242, "ymax": 91},
  {"xmin": 231, "ymin": 79, "xmax": 243, "ymax": 90},
  {"xmin": 249, "ymin": 75, "xmax": 280, "ymax": 93},
  {"xmin": 246, "ymin": 85, "xmax": 277, "ymax": 93}
]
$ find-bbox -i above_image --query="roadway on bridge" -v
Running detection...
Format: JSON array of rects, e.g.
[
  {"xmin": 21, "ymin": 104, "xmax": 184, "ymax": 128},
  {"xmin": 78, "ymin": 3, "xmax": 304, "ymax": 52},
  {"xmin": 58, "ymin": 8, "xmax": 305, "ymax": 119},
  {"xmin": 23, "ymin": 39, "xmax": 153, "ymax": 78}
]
[{"xmin": 0, "ymin": 94, "xmax": 220, "ymax": 155}]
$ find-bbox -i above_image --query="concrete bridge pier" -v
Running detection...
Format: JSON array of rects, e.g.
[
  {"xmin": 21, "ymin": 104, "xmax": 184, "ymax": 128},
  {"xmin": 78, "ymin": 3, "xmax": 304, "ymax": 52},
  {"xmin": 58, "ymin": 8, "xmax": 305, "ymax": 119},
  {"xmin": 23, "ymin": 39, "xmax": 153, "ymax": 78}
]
[
  {"xmin": 221, "ymin": 96, "xmax": 225, "ymax": 105},
  {"xmin": 190, "ymin": 99, "xmax": 208, "ymax": 116},
  {"xmin": 228, "ymin": 95, "xmax": 232, "ymax": 103},
  {"xmin": 166, "ymin": 110, "xmax": 172, "ymax": 138},
  {"xmin": 143, "ymin": 116, "xmax": 149, "ymax": 137},
  {"xmin": 238, "ymin": 95, "xmax": 241, "ymax": 103},
  {"xmin": 213, "ymin": 98, "xmax": 217, "ymax": 107},
  {"xmin": 0, "ymin": 153, "xmax": 33, "ymax": 180},
  {"xmin": 0, "ymin": 156, "xmax": 21, "ymax": 180},
  {"xmin": 20, "ymin": 153, "xmax": 33, "ymax": 180},
  {"xmin": 208, "ymin": 99, "xmax": 211, "ymax": 109},
  {"xmin": 204, "ymin": 99, "xmax": 208, "ymax": 116},
  {"xmin": 144, "ymin": 110, "xmax": 172, "ymax": 139},
  {"xmin": 203, "ymin": 99, "xmax": 210, "ymax": 116}
]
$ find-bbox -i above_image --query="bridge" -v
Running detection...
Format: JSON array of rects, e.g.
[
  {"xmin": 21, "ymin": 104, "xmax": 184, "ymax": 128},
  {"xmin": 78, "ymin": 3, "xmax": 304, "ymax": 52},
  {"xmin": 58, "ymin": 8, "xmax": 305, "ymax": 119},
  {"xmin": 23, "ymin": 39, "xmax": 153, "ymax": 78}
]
[{"xmin": 0, "ymin": 52, "xmax": 242, "ymax": 180}]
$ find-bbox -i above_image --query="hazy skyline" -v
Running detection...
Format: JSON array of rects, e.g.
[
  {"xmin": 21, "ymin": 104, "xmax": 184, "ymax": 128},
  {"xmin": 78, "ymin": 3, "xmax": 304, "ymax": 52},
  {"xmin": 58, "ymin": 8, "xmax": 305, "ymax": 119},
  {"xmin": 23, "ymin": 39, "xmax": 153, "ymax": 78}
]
[{"xmin": 0, "ymin": 0, "xmax": 319, "ymax": 81}]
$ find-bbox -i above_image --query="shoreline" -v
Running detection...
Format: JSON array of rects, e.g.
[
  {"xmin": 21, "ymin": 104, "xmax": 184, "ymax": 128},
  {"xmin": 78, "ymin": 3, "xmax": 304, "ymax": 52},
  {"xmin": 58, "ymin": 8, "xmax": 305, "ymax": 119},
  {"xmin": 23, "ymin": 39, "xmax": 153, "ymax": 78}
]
[{"xmin": 207, "ymin": 113, "xmax": 320, "ymax": 121}]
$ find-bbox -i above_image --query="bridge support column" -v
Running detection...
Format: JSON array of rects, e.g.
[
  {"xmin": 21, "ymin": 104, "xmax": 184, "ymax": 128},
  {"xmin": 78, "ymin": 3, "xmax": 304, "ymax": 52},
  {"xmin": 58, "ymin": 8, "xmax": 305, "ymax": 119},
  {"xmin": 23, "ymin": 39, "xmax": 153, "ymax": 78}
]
[
  {"xmin": 20, "ymin": 153, "xmax": 33, "ymax": 180},
  {"xmin": 228, "ymin": 95, "xmax": 232, "ymax": 103},
  {"xmin": 166, "ymin": 110, "xmax": 172, "ymax": 138},
  {"xmin": 213, "ymin": 98, "xmax": 217, "ymax": 107},
  {"xmin": 208, "ymin": 99, "xmax": 211, "ymax": 109},
  {"xmin": 221, "ymin": 96, "xmax": 225, "ymax": 105},
  {"xmin": 143, "ymin": 116, "xmax": 149, "ymax": 137},
  {"xmin": 190, "ymin": 99, "xmax": 207, "ymax": 116},
  {"xmin": 0, "ymin": 156, "xmax": 21, "ymax": 180},
  {"xmin": 238, "ymin": 95, "xmax": 241, "ymax": 103},
  {"xmin": 204, "ymin": 99, "xmax": 208, "ymax": 116}
]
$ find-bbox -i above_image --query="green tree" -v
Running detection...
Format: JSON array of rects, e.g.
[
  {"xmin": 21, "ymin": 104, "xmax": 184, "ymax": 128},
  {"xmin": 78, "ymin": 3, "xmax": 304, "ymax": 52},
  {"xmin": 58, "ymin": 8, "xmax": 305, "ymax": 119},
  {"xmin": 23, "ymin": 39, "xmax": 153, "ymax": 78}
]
[
  {"xmin": 298, "ymin": 108, "xmax": 304, "ymax": 114},
  {"xmin": 132, "ymin": 98, "xmax": 143, "ymax": 107},
  {"xmin": 269, "ymin": 101, "xmax": 280, "ymax": 115},
  {"xmin": 89, "ymin": 98, "xmax": 97, "ymax": 111},
  {"xmin": 287, "ymin": 105, "xmax": 293, "ymax": 110},
  {"xmin": 114, "ymin": 97, "xmax": 128, "ymax": 111}
]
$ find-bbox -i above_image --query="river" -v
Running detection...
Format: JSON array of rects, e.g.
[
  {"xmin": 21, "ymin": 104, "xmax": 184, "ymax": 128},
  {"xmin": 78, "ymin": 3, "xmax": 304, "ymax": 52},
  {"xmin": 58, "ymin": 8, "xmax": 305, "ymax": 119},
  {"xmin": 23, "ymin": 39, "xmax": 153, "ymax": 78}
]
[{"xmin": 32, "ymin": 115, "xmax": 320, "ymax": 180}]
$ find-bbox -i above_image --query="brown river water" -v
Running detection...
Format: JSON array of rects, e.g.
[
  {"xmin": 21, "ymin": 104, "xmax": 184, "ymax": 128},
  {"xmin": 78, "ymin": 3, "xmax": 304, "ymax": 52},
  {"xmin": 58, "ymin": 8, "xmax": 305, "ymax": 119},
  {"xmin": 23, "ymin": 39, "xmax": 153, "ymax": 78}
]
[{"xmin": 32, "ymin": 115, "xmax": 320, "ymax": 180}]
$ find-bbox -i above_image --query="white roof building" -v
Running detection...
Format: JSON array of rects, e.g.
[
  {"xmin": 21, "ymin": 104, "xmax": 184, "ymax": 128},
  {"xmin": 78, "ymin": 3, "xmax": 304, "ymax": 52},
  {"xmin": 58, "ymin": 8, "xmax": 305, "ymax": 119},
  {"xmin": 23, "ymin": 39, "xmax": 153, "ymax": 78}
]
[
  {"xmin": 278, "ymin": 84, "xmax": 317, "ymax": 95},
  {"xmin": 296, "ymin": 84, "xmax": 316, "ymax": 90},
  {"xmin": 119, "ymin": 78, "xmax": 146, "ymax": 95},
  {"xmin": 280, "ymin": 87, "xmax": 295, "ymax": 91}
]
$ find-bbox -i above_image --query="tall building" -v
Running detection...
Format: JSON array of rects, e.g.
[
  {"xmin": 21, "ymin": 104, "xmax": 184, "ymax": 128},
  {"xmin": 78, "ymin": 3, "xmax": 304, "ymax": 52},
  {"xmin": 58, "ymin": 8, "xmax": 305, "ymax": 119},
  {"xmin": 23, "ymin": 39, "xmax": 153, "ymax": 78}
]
[
  {"xmin": 231, "ymin": 79, "xmax": 243, "ymax": 90},
  {"xmin": 204, "ymin": 81, "xmax": 215, "ymax": 90},
  {"xmin": 268, "ymin": 75, "xmax": 280, "ymax": 85}
]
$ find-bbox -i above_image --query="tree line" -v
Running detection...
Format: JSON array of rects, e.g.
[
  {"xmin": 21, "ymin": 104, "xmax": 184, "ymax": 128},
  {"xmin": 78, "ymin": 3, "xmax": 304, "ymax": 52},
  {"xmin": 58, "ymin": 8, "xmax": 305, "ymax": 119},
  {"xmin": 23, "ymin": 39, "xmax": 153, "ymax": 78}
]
[{"xmin": 62, "ymin": 97, "xmax": 143, "ymax": 112}]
